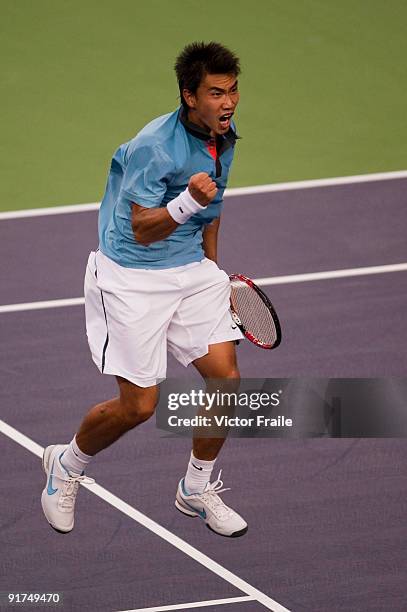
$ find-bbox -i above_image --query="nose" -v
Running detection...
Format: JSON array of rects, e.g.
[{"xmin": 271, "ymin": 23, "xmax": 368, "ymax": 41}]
[
  {"xmin": 222, "ymin": 94, "xmax": 234, "ymax": 109},
  {"xmin": 223, "ymin": 90, "xmax": 238, "ymax": 110}
]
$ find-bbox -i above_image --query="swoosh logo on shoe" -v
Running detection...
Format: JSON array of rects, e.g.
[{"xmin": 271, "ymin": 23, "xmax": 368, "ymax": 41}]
[
  {"xmin": 190, "ymin": 505, "xmax": 206, "ymax": 519},
  {"xmin": 47, "ymin": 458, "xmax": 58, "ymax": 495},
  {"xmin": 183, "ymin": 499, "xmax": 206, "ymax": 519}
]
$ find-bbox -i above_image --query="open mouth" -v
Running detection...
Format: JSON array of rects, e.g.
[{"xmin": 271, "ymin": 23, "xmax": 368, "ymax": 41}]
[{"xmin": 218, "ymin": 112, "xmax": 233, "ymax": 129}]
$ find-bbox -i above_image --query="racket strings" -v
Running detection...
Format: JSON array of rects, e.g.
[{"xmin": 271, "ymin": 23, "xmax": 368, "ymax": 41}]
[{"xmin": 230, "ymin": 280, "xmax": 278, "ymax": 346}]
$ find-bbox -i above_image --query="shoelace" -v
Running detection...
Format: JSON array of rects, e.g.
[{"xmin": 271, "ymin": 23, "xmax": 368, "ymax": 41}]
[
  {"xmin": 200, "ymin": 470, "xmax": 233, "ymax": 519},
  {"xmin": 60, "ymin": 474, "xmax": 95, "ymax": 509}
]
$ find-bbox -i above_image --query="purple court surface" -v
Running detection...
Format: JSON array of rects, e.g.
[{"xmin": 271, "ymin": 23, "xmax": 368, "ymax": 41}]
[{"xmin": 1, "ymin": 177, "xmax": 407, "ymax": 612}]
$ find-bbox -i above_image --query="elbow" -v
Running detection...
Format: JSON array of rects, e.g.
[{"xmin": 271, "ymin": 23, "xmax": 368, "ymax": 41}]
[
  {"xmin": 132, "ymin": 223, "xmax": 151, "ymax": 247},
  {"xmin": 136, "ymin": 234, "xmax": 151, "ymax": 247}
]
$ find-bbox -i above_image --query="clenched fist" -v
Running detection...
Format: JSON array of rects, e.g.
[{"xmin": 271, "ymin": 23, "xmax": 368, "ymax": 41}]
[{"xmin": 188, "ymin": 172, "xmax": 218, "ymax": 206}]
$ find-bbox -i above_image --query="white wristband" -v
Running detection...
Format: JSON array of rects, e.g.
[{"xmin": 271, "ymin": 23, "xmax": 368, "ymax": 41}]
[{"xmin": 166, "ymin": 188, "xmax": 205, "ymax": 224}]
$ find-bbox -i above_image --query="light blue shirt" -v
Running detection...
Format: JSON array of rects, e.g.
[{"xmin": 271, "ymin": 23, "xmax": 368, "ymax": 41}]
[{"xmin": 98, "ymin": 107, "xmax": 239, "ymax": 268}]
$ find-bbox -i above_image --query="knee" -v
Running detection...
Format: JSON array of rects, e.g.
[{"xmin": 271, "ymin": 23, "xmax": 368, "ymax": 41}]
[
  {"xmin": 210, "ymin": 368, "xmax": 240, "ymax": 394},
  {"xmin": 119, "ymin": 391, "xmax": 158, "ymax": 427},
  {"xmin": 224, "ymin": 367, "xmax": 240, "ymax": 381},
  {"xmin": 220, "ymin": 367, "xmax": 240, "ymax": 386}
]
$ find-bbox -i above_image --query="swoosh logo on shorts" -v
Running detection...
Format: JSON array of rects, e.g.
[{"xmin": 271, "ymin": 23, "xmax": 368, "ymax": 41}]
[{"xmin": 47, "ymin": 458, "xmax": 58, "ymax": 495}]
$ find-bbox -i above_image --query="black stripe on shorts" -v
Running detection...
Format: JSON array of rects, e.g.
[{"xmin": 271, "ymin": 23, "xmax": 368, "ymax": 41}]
[{"xmin": 99, "ymin": 290, "xmax": 109, "ymax": 372}]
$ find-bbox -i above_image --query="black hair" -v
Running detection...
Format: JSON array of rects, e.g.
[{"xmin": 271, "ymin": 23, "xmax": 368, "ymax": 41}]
[{"xmin": 174, "ymin": 41, "xmax": 241, "ymax": 109}]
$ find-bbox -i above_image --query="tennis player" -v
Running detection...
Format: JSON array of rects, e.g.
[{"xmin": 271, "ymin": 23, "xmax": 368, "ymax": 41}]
[{"xmin": 41, "ymin": 41, "xmax": 247, "ymax": 537}]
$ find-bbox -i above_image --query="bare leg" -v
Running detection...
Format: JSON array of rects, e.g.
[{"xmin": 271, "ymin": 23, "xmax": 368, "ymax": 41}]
[
  {"xmin": 192, "ymin": 341, "xmax": 240, "ymax": 461},
  {"xmin": 75, "ymin": 377, "xmax": 159, "ymax": 456}
]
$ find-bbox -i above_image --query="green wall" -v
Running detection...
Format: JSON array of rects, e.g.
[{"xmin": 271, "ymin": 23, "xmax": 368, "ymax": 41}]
[{"xmin": 1, "ymin": 0, "xmax": 406, "ymax": 210}]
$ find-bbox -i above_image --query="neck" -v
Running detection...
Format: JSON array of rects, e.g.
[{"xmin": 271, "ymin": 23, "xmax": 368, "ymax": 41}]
[{"xmin": 186, "ymin": 109, "xmax": 214, "ymax": 137}]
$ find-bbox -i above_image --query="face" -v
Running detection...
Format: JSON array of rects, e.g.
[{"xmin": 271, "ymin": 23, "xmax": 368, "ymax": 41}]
[{"xmin": 183, "ymin": 73, "xmax": 240, "ymax": 137}]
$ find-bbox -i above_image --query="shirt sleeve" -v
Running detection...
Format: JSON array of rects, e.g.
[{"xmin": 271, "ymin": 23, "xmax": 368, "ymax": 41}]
[{"xmin": 120, "ymin": 144, "xmax": 174, "ymax": 208}]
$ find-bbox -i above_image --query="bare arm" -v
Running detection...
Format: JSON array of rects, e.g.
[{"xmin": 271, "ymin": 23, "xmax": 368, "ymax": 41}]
[
  {"xmin": 131, "ymin": 172, "xmax": 218, "ymax": 246},
  {"xmin": 131, "ymin": 203, "xmax": 178, "ymax": 246},
  {"xmin": 202, "ymin": 217, "xmax": 221, "ymax": 263}
]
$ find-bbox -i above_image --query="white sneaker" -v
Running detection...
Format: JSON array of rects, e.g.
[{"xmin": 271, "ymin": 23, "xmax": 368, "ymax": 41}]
[
  {"xmin": 41, "ymin": 444, "xmax": 94, "ymax": 533},
  {"xmin": 175, "ymin": 470, "xmax": 248, "ymax": 537}
]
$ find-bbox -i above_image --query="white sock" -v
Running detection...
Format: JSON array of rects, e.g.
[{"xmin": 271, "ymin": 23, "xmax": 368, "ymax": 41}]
[
  {"xmin": 60, "ymin": 436, "xmax": 93, "ymax": 476},
  {"xmin": 184, "ymin": 451, "xmax": 216, "ymax": 494}
]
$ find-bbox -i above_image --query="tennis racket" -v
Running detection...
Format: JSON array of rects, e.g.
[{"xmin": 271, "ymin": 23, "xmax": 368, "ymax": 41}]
[{"xmin": 229, "ymin": 274, "xmax": 282, "ymax": 350}]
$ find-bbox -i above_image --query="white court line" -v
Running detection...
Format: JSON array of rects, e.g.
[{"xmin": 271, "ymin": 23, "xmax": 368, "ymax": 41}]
[
  {"xmin": 0, "ymin": 169, "xmax": 406, "ymax": 219},
  {"xmin": 118, "ymin": 595, "xmax": 254, "ymax": 612},
  {"xmin": 0, "ymin": 202, "xmax": 100, "ymax": 219},
  {"xmin": 0, "ymin": 297, "xmax": 85, "ymax": 313},
  {"xmin": 253, "ymin": 262, "xmax": 407, "ymax": 286},
  {"xmin": 0, "ymin": 419, "xmax": 290, "ymax": 612},
  {"xmin": 0, "ymin": 262, "xmax": 406, "ymax": 314}
]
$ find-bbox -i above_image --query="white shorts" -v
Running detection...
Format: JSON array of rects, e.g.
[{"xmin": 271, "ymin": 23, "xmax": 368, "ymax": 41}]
[{"xmin": 84, "ymin": 250, "xmax": 243, "ymax": 387}]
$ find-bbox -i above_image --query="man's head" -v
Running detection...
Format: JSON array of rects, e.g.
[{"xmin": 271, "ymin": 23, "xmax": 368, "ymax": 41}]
[{"xmin": 175, "ymin": 41, "xmax": 241, "ymax": 137}]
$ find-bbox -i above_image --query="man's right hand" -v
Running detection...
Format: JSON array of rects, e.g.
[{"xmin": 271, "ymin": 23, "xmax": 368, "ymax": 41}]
[{"xmin": 188, "ymin": 172, "xmax": 218, "ymax": 206}]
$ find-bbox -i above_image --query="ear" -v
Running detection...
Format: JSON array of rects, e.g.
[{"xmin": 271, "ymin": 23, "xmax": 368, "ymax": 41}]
[{"xmin": 182, "ymin": 89, "xmax": 196, "ymax": 110}]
